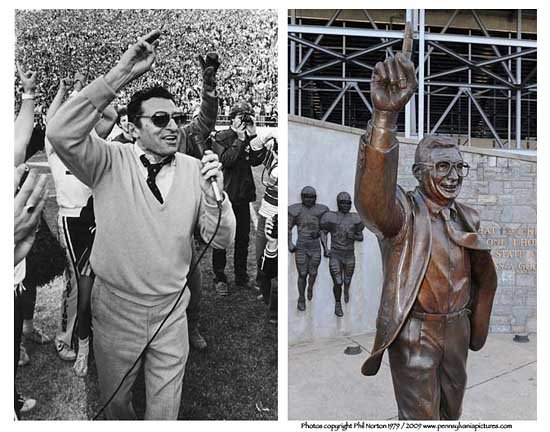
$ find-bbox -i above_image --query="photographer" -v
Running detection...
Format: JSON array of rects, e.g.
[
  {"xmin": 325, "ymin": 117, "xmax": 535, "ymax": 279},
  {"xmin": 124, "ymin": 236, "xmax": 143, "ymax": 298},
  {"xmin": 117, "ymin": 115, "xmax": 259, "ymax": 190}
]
[{"xmin": 211, "ymin": 101, "xmax": 267, "ymax": 295}]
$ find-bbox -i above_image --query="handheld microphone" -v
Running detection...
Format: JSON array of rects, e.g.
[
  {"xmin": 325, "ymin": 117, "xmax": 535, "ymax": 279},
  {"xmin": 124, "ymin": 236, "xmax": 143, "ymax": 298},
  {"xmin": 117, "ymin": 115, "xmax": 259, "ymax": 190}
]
[
  {"xmin": 197, "ymin": 143, "xmax": 223, "ymax": 207},
  {"xmin": 210, "ymin": 176, "xmax": 223, "ymax": 206}
]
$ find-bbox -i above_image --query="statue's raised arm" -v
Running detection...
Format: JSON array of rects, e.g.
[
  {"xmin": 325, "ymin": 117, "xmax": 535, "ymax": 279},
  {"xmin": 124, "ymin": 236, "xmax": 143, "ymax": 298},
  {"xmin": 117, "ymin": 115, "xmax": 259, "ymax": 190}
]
[{"xmin": 354, "ymin": 22, "xmax": 417, "ymax": 239}]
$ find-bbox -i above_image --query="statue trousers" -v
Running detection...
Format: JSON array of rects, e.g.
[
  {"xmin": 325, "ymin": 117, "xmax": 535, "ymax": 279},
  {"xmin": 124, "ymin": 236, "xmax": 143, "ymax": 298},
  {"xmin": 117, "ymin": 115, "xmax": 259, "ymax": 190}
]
[{"xmin": 387, "ymin": 308, "xmax": 470, "ymax": 420}]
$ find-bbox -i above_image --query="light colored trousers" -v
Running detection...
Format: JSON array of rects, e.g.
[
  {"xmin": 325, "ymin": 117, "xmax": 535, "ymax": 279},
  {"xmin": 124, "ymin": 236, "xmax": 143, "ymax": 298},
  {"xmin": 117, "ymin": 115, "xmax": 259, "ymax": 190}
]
[{"xmin": 91, "ymin": 277, "xmax": 190, "ymax": 420}]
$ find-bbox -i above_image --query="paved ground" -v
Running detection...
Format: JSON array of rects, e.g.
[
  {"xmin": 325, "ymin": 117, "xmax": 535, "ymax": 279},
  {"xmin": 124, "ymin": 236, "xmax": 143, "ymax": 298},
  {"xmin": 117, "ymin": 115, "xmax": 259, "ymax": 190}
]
[{"xmin": 288, "ymin": 333, "xmax": 536, "ymax": 421}]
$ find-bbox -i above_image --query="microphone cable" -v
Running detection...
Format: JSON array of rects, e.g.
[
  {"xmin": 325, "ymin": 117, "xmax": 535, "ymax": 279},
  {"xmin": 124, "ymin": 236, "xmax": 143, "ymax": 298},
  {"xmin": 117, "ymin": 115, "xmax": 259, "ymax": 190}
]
[{"xmin": 92, "ymin": 203, "xmax": 223, "ymax": 420}]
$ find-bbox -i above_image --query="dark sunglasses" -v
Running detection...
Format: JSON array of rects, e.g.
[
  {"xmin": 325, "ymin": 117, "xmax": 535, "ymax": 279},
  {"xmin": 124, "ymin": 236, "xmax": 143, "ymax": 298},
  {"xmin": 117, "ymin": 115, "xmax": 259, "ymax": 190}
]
[{"xmin": 137, "ymin": 112, "xmax": 187, "ymax": 128}]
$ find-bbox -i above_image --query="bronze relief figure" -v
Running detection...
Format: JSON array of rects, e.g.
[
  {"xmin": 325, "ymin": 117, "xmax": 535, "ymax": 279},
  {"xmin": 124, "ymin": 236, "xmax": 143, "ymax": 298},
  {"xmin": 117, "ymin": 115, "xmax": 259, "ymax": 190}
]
[
  {"xmin": 320, "ymin": 192, "xmax": 364, "ymax": 317},
  {"xmin": 354, "ymin": 23, "xmax": 497, "ymax": 420},
  {"xmin": 288, "ymin": 186, "xmax": 329, "ymax": 311}
]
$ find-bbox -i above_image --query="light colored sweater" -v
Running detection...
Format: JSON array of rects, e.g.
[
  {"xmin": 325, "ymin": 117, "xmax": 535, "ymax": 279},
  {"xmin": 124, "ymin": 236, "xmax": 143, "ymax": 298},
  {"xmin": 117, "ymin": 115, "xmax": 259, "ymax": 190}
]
[{"xmin": 47, "ymin": 76, "xmax": 236, "ymax": 305}]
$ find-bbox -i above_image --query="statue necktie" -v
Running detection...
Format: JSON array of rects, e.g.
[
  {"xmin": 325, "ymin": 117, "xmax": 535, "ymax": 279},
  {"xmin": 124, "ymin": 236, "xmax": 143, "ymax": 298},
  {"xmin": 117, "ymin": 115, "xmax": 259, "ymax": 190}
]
[
  {"xmin": 140, "ymin": 154, "xmax": 174, "ymax": 204},
  {"xmin": 440, "ymin": 207, "xmax": 490, "ymax": 251}
]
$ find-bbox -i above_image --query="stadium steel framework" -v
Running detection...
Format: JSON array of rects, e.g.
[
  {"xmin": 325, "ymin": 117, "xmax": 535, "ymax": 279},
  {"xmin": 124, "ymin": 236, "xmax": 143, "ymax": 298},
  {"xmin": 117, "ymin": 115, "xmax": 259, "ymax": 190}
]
[{"xmin": 288, "ymin": 9, "xmax": 537, "ymax": 150}]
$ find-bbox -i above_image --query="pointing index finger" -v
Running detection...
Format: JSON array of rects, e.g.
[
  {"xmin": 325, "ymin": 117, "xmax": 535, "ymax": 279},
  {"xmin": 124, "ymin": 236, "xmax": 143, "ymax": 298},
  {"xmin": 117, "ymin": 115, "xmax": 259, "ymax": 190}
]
[
  {"xmin": 402, "ymin": 22, "xmax": 414, "ymax": 60},
  {"xmin": 143, "ymin": 29, "xmax": 162, "ymax": 45}
]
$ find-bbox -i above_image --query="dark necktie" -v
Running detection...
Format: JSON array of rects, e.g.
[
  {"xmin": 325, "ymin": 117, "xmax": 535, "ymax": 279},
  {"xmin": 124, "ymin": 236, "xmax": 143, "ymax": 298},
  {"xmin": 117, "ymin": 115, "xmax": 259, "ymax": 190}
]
[
  {"xmin": 440, "ymin": 207, "xmax": 491, "ymax": 251},
  {"xmin": 140, "ymin": 154, "xmax": 174, "ymax": 204}
]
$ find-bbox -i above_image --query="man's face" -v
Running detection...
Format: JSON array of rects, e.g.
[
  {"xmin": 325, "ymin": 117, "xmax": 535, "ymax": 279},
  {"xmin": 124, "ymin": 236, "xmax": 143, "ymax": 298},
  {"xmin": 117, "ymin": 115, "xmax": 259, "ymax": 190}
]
[
  {"xmin": 231, "ymin": 114, "xmax": 244, "ymax": 129},
  {"xmin": 419, "ymin": 147, "xmax": 464, "ymax": 205},
  {"xmin": 133, "ymin": 98, "xmax": 180, "ymax": 158},
  {"xmin": 337, "ymin": 194, "xmax": 352, "ymax": 214},
  {"xmin": 119, "ymin": 115, "xmax": 129, "ymax": 132},
  {"xmin": 301, "ymin": 192, "xmax": 316, "ymax": 208}
]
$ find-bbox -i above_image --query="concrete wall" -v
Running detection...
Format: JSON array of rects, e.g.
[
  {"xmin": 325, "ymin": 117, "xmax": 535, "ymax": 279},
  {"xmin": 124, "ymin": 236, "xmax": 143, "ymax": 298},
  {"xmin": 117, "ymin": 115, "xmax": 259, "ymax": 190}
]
[{"xmin": 288, "ymin": 115, "xmax": 537, "ymax": 345}]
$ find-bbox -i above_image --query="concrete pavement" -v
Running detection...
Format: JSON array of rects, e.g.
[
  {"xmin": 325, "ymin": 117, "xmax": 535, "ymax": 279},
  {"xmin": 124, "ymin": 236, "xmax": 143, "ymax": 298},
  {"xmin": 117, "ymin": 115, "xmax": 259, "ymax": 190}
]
[{"xmin": 288, "ymin": 333, "xmax": 536, "ymax": 421}]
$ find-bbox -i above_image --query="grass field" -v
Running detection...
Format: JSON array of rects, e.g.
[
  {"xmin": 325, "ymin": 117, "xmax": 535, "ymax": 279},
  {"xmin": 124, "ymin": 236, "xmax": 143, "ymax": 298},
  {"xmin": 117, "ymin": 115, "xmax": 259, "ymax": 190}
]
[{"xmin": 17, "ymin": 151, "xmax": 277, "ymax": 420}]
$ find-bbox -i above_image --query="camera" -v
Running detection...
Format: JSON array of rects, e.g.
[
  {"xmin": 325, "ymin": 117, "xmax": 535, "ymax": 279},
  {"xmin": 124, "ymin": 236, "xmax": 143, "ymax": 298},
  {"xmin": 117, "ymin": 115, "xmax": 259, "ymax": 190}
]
[{"xmin": 240, "ymin": 112, "xmax": 255, "ymax": 126}]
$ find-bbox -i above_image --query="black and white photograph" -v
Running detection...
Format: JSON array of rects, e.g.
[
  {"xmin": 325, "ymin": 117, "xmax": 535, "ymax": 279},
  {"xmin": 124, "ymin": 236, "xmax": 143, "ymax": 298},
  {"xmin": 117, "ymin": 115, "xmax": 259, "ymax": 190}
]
[{"xmin": 13, "ymin": 8, "xmax": 278, "ymax": 420}]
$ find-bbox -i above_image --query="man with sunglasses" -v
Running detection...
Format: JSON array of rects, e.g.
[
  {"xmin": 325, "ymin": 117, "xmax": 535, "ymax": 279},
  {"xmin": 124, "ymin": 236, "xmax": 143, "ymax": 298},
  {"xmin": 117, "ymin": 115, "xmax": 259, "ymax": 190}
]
[
  {"xmin": 47, "ymin": 30, "xmax": 236, "ymax": 419},
  {"xmin": 354, "ymin": 23, "xmax": 497, "ymax": 420}
]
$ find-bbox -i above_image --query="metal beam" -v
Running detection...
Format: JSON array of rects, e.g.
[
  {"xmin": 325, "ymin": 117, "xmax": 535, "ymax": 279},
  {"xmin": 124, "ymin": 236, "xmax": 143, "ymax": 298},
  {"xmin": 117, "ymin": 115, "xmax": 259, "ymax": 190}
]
[
  {"xmin": 296, "ymin": 39, "xmax": 399, "ymax": 78},
  {"xmin": 295, "ymin": 9, "xmax": 342, "ymax": 73},
  {"xmin": 351, "ymin": 82, "xmax": 372, "ymax": 113},
  {"xmin": 288, "ymin": 34, "xmax": 372, "ymax": 72},
  {"xmin": 418, "ymin": 9, "xmax": 425, "ymax": 139},
  {"xmin": 425, "ymin": 48, "xmax": 536, "ymax": 81},
  {"xmin": 471, "ymin": 10, "xmax": 516, "ymax": 83},
  {"xmin": 362, "ymin": 9, "xmax": 394, "ymax": 57},
  {"xmin": 288, "ymin": 24, "xmax": 537, "ymax": 48},
  {"xmin": 422, "ymin": 9, "xmax": 460, "ymax": 65},
  {"xmin": 321, "ymin": 82, "xmax": 352, "ymax": 122},
  {"xmin": 463, "ymin": 88, "xmax": 504, "ymax": 148},
  {"xmin": 290, "ymin": 10, "xmax": 296, "ymax": 115},
  {"xmin": 516, "ymin": 10, "xmax": 522, "ymax": 149},
  {"xmin": 428, "ymin": 41, "xmax": 517, "ymax": 90},
  {"xmin": 430, "ymin": 88, "xmax": 464, "ymax": 134},
  {"xmin": 522, "ymin": 65, "xmax": 537, "ymax": 86},
  {"xmin": 426, "ymin": 80, "xmax": 509, "ymax": 90}
]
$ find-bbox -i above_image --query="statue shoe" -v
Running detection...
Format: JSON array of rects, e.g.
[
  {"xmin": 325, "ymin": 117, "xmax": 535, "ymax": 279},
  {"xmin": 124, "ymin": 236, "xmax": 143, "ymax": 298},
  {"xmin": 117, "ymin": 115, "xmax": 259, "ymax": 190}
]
[
  {"xmin": 297, "ymin": 297, "xmax": 306, "ymax": 311},
  {"xmin": 335, "ymin": 302, "xmax": 344, "ymax": 317},
  {"xmin": 189, "ymin": 326, "xmax": 207, "ymax": 350}
]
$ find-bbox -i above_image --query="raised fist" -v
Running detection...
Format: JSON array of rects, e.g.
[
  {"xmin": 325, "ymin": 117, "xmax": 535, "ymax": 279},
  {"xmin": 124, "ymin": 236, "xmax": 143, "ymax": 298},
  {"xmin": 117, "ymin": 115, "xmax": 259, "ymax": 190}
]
[
  {"xmin": 17, "ymin": 62, "xmax": 37, "ymax": 94},
  {"xmin": 198, "ymin": 52, "xmax": 220, "ymax": 91},
  {"xmin": 370, "ymin": 22, "xmax": 417, "ymax": 120}
]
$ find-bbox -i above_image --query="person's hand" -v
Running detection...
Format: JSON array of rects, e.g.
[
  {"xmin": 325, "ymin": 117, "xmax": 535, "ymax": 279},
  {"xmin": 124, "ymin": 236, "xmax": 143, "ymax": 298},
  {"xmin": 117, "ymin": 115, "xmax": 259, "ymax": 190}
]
[
  {"xmin": 73, "ymin": 71, "xmax": 86, "ymax": 89},
  {"xmin": 61, "ymin": 76, "xmax": 73, "ymax": 89},
  {"xmin": 234, "ymin": 117, "xmax": 247, "ymax": 141},
  {"xmin": 288, "ymin": 242, "xmax": 296, "ymax": 253},
  {"xmin": 198, "ymin": 52, "xmax": 220, "ymax": 91},
  {"xmin": 370, "ymin": 22, "xmax": 417, "ymax": 127},
  {"xmin": 105, "ymin": 29, "xmax": 161, "ymax": 92},
  {"xmin": 17, "ymin": 62, "xmax": 37, "ymax": 95},
  {"xmin": 14, "ymin": 165, "xmax": 48, "ymax": 264},
  {"xmin": 245, "ymin": 118, "xmax": 257, "ymax": 137},
  {"xmin": 265, "ymin": 215, "xmax": 278, "ymax": 241},
  {"xmin": 199, "ymin": 150, "xmax": 224, "ymax": 204},
  {"xmin": 263, "ymin": 130, "xmax": 278, "ymax": 151}
]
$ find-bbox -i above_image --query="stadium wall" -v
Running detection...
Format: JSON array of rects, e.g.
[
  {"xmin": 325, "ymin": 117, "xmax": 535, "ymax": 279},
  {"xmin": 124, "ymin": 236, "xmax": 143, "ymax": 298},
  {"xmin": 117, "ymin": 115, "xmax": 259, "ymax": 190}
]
[{"xmin": 288, "ymin": 115, "xmax": 537, "ymax": 345}]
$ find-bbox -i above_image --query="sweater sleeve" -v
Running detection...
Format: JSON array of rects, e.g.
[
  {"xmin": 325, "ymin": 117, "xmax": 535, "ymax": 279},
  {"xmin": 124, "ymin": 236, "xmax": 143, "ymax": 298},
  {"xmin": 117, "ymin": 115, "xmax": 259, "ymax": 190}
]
[
  {"xmin": 197, "ymin": 192, "xmax": 236, "ymax": 249},
  {"xmin": 46, "ymin": 76, "xmax": 117, "ymax": 188}
]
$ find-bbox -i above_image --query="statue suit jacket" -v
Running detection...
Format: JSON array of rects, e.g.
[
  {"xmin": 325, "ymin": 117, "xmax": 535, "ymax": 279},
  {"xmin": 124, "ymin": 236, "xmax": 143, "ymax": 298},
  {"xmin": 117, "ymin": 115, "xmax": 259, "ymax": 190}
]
[{"xmin": 354, "ymin": 124, "xmax": 498, "ymax": 376}]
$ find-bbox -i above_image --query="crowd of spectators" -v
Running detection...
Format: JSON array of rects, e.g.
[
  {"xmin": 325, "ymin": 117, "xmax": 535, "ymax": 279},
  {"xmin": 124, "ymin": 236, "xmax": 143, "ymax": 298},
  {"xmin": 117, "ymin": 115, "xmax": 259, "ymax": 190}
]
[{"xmin": 15, "ymin": 9, "xmax": 278, "ymax": 123}]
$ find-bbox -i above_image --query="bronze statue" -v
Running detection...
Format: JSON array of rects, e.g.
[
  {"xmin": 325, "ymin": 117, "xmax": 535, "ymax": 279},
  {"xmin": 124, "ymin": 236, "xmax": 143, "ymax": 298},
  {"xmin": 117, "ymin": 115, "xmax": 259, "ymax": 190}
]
[
  {"xmin": 320, "ymin": 192, "xmax": 364, "ymax": 317},
  {"xmin": 354, "ymin": 23, "xmax": 497, "ymax": 420},
  {"xmin": 288, "ymin": 186, "xmax": 329, "ymax": 311}
]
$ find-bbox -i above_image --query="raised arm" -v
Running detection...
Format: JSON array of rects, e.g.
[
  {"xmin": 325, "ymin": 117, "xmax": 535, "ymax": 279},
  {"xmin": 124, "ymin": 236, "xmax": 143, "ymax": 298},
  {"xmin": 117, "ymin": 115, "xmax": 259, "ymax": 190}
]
[
  {"xmin": 354, "ymin": 23, "xmax": 417, "ymax": 238},
  {"xmin": 46, "ymin": 77, "xmax": 71, "ymax": 124},
  {"xmin": 94, "ymin": 103, "xmax": 118, "ymax": 139},
  {"xmin": 47, "ymin": 30, "xmax": 161, "ymax": 187},
  {"xmin": 14, "ymin": 63, "xmax": 37, "ymax": 166},
  {"xmin": 179, "ymin": 53, "xmax": 219, "ymax": 151}
]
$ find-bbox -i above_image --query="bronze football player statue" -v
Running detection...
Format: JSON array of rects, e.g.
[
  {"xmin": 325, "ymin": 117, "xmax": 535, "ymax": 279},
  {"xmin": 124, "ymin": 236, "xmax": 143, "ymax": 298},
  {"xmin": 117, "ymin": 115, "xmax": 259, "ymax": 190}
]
[
  {"xmin": 354, "ymin": 23, "xmax": 497, "ymax": 420},
  {"xmin": 320, "ymin": 192, "xmax": 364, "ymax": 317},
  {"xmin": 288, "ymin": 186, "xmax": 329, "ymax": 311}
]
